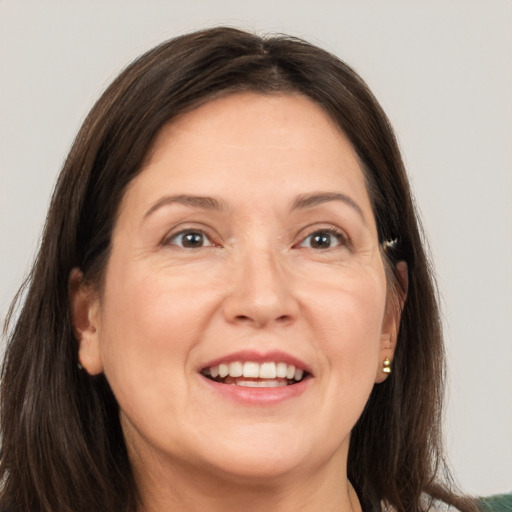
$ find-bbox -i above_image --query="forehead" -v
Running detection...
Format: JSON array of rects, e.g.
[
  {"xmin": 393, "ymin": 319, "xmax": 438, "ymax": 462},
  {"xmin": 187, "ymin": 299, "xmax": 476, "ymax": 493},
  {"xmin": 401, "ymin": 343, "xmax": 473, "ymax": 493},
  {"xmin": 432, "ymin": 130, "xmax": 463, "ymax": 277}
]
[
  {"xmin": 149, "ymin": 92, "xmax": 358, "ymax": 164},
  {"xmin": 121, "ymin": 92, "xmax": 374, "ymax": 224}
]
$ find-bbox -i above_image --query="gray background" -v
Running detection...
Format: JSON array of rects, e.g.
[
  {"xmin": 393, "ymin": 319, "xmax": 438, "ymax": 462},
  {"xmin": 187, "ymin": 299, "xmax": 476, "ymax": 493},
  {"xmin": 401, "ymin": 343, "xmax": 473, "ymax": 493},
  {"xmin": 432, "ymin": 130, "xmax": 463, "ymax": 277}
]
[{"xmin": 1, "ymin": 0, "xmax": 511, "ymax": 495}]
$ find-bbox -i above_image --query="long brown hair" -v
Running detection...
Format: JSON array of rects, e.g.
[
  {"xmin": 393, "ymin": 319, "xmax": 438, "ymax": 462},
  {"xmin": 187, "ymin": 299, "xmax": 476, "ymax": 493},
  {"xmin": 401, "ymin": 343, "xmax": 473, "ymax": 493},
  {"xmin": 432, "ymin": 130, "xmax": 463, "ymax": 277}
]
[{"xmin": 1, "ymin": 27, "xmax": 476, "ymax": 511}]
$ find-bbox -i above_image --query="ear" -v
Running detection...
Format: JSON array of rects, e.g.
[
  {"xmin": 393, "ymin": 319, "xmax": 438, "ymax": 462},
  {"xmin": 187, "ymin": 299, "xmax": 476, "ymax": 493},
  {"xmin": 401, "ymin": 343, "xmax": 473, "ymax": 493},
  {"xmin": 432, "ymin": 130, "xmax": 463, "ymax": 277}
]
[
  {"xmin": 69, "ymin": 268, "xmax": 104, "ymax": 375},
  {"xmin": 375, "ymin": 261, "xmax": 408, "ymax": 384}
]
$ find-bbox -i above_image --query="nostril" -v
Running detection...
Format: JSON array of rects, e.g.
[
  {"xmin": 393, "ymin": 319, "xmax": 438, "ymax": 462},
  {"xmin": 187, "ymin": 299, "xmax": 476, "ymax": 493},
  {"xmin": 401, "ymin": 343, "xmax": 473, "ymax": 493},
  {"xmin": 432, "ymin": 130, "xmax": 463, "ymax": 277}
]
[{"xmin": 234, "ymin": 314, "xmax": 293, "ymax": 326}]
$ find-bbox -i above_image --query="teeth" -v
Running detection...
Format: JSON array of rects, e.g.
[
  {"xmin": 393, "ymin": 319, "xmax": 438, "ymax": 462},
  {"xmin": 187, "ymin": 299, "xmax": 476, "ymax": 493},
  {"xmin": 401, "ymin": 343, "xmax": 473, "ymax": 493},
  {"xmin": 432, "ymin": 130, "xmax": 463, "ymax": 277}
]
[
  {"xmin": 219, "ymin": 363, "xmax": 229, "ymax": 378},
  {"xmin": 203, "ymin": 360, "xmax": 306, "ymax": 382},
  {"xmin": 259, "ymin": 362, "xmax": 276, "ymax": 379},
  {"xmin": 242, "ymin": 362, "xmax": 259, "ymax": 378},
  {"xmin": 237, "ymin": 380, "xmax": 287, "ymax": 387},
  {"xmin": 276, "ymin": 362, "xmax": 288, "ymax": 378},
  {"xmin": 229, "ymin": 361, "xmax": 243, "ymax": 377}
]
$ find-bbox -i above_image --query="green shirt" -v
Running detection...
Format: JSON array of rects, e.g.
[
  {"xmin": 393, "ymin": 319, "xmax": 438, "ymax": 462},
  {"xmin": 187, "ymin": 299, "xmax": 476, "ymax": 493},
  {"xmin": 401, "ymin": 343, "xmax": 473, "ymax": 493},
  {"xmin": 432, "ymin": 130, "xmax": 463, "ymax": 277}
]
[{"xmin": 479, "ymin": 494, "xmax": 512, "ymax": 512}]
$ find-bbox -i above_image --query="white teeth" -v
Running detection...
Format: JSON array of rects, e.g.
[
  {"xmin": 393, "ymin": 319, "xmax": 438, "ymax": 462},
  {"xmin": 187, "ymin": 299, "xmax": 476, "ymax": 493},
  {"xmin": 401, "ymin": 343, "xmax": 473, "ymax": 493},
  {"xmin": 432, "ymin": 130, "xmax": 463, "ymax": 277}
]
[
  {"xmin": 259, "ymin": 362, "xmax": 276, "ymax": 379},
  {"xmin": 204, "ymin": 361, "xmax": 306, "ymax": 382},
  {"xmin": 229, "ymin": 361, "xmax": 243, "ymax": 377},
  {"xmin": 237, "ymin": 380, "xmax": 287, "ymax": 387},
  {"xmin": 219, "ymin": 363, "xmax": 229, "ymax": 378},
  {"xmin": 242, "ymin": 361, "xmax": 259, "ymax": 378},
  {"xmin": 276, "ymin": 362, "xmax": 288, "ymax": 378}
]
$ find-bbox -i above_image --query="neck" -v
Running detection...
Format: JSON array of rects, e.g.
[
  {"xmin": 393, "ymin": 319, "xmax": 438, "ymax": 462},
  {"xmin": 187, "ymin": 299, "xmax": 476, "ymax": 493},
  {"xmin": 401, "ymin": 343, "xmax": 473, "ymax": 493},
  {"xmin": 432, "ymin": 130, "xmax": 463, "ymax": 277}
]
[{"xmin": 132, "ymin": 450, "xmax": 362, "ymax": 512}]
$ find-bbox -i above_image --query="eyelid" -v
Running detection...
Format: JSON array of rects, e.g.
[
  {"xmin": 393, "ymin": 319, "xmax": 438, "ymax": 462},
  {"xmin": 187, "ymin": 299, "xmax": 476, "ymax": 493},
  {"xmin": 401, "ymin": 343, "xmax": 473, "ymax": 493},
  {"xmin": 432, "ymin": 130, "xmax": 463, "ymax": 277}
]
[
  {"xmin": 294, "ymin": 224, "xmax": 351, "ymax": 249},
  {"xmin": 161, "ymin": 225, "xmax": 220, "ymax": 248}
]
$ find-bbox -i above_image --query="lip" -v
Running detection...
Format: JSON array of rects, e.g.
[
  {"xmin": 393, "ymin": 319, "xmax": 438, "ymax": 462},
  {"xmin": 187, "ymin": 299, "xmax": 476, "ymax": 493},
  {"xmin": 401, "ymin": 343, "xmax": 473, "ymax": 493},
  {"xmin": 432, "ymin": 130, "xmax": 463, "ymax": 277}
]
[
  {"xmin": 199, "ymin": 372, "xmax": 311, "ymax": 405},
  {"xmin": 199, "ymin": 349, "xmax": 312, "ymax": 374},
  {"xmin": 198, "ymin": 349, "xmax": 312, "ymax": 405}
]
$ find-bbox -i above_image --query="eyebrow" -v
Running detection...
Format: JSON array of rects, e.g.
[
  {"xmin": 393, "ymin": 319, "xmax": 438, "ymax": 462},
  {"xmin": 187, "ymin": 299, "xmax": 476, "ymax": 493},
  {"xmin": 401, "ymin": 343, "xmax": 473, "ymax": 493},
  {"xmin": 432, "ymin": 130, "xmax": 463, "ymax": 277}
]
[
  {"xmin": 291, "ymin": 192, "xmax": 366, "ymax": 222},
  {"xmin": 144, "ymin": 194, "xmax": 227, "ymax": 219},
  {"xmin": 144, "ymin": 191, "xmax": 365, "ymax": 222}
]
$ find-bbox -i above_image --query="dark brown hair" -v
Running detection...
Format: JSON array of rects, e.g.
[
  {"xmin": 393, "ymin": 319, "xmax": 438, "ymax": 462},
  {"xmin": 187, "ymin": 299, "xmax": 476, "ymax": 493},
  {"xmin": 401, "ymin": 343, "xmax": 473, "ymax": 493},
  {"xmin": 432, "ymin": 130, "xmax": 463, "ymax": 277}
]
[{"xmin": 1, "ymin": 27, "xmax": 476, "ymax": 512}]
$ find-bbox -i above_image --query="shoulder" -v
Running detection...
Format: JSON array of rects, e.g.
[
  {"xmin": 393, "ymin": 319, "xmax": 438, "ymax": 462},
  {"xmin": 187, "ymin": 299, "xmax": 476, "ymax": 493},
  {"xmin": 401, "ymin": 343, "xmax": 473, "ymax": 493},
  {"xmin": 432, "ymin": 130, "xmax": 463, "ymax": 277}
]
[
  {"xmin": 479, "ymin": 493, "xmax": 512, "ymax": 511},
  {"xmin": 382, "ymin": 496, "xmax": 462, "ymax": 511}
]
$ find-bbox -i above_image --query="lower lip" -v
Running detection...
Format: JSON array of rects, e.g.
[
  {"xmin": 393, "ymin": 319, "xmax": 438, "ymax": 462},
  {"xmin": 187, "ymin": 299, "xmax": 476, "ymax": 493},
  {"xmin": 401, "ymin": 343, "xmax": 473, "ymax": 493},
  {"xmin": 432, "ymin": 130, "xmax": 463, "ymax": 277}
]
[{"xmin": 200, "ymin": 375, "xmax": 310, "ymax": 405}]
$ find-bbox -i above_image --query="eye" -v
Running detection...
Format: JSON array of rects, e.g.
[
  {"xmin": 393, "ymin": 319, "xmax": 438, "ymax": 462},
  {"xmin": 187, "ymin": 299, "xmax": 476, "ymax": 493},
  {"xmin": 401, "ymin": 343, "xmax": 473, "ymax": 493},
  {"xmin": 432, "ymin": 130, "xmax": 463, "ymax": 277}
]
[
  {"xmin": 166, "ymin": 230, "xmax": 215, "ymax": 248},
  {"xmin": 297, "ymin": 229, "xmax": 347, "ymax": 250}
]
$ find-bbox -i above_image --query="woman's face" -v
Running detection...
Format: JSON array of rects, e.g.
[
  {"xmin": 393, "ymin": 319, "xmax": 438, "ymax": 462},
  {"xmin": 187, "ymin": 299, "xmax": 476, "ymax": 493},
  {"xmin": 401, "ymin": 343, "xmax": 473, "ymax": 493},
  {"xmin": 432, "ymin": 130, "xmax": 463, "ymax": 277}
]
[{"xmin": 75, "ymin": 92, "xmax": 397, "ymax": 485}]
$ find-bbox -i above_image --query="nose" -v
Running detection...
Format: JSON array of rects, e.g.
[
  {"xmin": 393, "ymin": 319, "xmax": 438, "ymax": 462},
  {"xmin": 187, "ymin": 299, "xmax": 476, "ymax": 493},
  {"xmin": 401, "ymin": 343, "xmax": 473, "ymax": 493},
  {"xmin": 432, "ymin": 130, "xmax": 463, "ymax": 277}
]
[{"xmin": 222, "ymin": 247, "xmax": 299, "ymax": 328}]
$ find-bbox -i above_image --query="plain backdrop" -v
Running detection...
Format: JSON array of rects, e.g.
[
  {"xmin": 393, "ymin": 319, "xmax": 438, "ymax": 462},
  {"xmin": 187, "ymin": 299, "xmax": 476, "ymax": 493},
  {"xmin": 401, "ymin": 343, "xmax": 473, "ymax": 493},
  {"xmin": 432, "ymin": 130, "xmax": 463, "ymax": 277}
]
[{"xmin": 1, "ymin": 0, "xmax": 511, "ymax": 496}]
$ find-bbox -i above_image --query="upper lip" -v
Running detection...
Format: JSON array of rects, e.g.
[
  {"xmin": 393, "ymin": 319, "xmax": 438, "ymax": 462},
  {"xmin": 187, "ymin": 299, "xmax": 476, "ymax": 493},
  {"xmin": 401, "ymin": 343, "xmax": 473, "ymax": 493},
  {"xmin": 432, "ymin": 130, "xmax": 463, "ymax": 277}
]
[{"xmin": 199, "ymin": 349, "xmax": 312, "ymax": 375}]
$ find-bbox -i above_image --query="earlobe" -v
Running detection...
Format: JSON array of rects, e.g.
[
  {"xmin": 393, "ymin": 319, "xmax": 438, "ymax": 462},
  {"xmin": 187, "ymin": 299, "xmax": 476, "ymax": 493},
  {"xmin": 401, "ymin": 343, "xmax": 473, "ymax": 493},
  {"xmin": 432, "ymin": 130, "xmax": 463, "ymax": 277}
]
[
  {"xmin": 375, "ymin": 261, "xmax": 407, "ymax": 384},
  {"xmin": 375, "ymin": 333, "xmax": 396, "ymax": 384},
  {"xmin": 69, "ymin": 268, "xmax": 104, "ymax": 375}
]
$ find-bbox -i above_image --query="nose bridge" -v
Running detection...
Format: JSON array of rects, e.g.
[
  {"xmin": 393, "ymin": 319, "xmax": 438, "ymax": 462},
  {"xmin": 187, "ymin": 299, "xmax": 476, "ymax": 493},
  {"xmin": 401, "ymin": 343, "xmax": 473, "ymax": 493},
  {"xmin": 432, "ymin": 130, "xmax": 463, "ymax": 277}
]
[{"xmin": 223, "ymin": 239, "xmax": 298, "ymax": 327}]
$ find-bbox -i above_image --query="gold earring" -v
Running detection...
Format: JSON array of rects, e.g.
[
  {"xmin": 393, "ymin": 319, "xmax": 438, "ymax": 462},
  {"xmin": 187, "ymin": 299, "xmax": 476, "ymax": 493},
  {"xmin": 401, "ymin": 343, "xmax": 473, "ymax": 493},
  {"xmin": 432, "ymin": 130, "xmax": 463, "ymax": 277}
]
[{"xmin": 381, "ymin": 357, "xmax": 392, "ymax": 374}]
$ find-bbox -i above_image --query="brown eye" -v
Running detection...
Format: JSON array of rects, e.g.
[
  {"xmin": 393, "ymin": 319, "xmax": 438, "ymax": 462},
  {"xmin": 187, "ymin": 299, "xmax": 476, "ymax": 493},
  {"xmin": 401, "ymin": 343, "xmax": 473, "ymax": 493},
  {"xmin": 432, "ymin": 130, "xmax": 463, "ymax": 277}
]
[
  {"xmin": 298, "ymin": 229, "xmax": 345, "ymax": 249},
  {"xmin": 167, "ymin": 230, "xmax": 213, "ymax": 248}
]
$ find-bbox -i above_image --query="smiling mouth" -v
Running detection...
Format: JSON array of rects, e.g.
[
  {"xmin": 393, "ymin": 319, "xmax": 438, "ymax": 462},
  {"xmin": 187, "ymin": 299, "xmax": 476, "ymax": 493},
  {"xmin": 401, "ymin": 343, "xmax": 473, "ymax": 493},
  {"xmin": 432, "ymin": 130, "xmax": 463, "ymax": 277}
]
[{"xmin": 200, "ymin": 361, "xmax": 309, "ymax": 387}]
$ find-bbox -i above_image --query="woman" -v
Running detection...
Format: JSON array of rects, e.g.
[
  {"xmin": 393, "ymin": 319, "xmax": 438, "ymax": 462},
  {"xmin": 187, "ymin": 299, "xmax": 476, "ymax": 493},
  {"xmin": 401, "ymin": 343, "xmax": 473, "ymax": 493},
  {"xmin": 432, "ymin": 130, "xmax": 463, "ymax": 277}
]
[{"xmin": 0, "ymin": 27, "xmax": 477, "ymax": 512}]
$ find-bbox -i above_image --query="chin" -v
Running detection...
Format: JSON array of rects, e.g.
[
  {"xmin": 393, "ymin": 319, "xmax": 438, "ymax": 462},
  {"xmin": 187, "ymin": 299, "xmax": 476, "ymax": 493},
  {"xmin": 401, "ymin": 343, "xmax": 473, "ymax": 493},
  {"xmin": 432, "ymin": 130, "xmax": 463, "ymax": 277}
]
[
  {"xmin": 190, "ymin": 425, "xmax": 341, "ymax": 484},
  {"xmin": 203, "ymin": 451, "xmax": 307, "ymax": 483}
]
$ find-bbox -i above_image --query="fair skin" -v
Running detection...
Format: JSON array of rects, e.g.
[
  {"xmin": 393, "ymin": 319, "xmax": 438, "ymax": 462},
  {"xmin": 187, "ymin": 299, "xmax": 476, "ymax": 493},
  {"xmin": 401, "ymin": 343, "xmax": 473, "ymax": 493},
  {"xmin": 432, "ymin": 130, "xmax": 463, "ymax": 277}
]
[{"xmin": 71, "ymin": 92, "xmax": 400, "ymax": 512}]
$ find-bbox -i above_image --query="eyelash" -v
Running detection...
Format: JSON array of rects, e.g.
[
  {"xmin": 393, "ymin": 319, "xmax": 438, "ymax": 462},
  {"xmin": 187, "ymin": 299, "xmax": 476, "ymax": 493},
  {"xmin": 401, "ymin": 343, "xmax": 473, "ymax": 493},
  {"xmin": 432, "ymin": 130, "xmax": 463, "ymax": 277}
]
[
  {"xmin": 164, "ymin": 226, "xmax": 349, "ymax": 251},
  {"xmin": 295, "ymin": 228, "xmax": 349, "ymax": 250},
  {"xmin": 164, "ymin": 229, "xmax": 216, "ymax": 249}
]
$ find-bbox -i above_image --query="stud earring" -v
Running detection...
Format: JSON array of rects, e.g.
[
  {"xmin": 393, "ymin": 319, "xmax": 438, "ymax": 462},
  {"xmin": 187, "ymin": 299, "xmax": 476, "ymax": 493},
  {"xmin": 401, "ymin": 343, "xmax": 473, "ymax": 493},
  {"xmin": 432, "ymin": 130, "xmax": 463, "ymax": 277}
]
[{"xmin": 381, "ymin": 357, "xmax": 392, "ymax": 374}]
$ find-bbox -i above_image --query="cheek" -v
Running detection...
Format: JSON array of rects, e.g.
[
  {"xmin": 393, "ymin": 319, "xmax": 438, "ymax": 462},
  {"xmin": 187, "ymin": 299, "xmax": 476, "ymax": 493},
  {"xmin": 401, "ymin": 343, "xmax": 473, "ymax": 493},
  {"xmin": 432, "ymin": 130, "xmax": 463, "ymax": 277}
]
[
  {"xmin": 306, "ymin": 268, "xmax": 387, "ymax": 378},
  {"xmin": 296, "ymin": 270, "xmax": 387, "ymax": 456},
  {"xmin": 310, "ymin": 264, "xmax": 386, "ymax": 334},
  {"xmin": 96, "ymin": 266, "xmax": 216, "ymax": 402},
  {"xmin": 97, "ymin": 252, "xmax": 236, "ymax": 385},
  {"xmin": 95, "ymin": 271, "xmax": 220, "ymax": 451}
]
